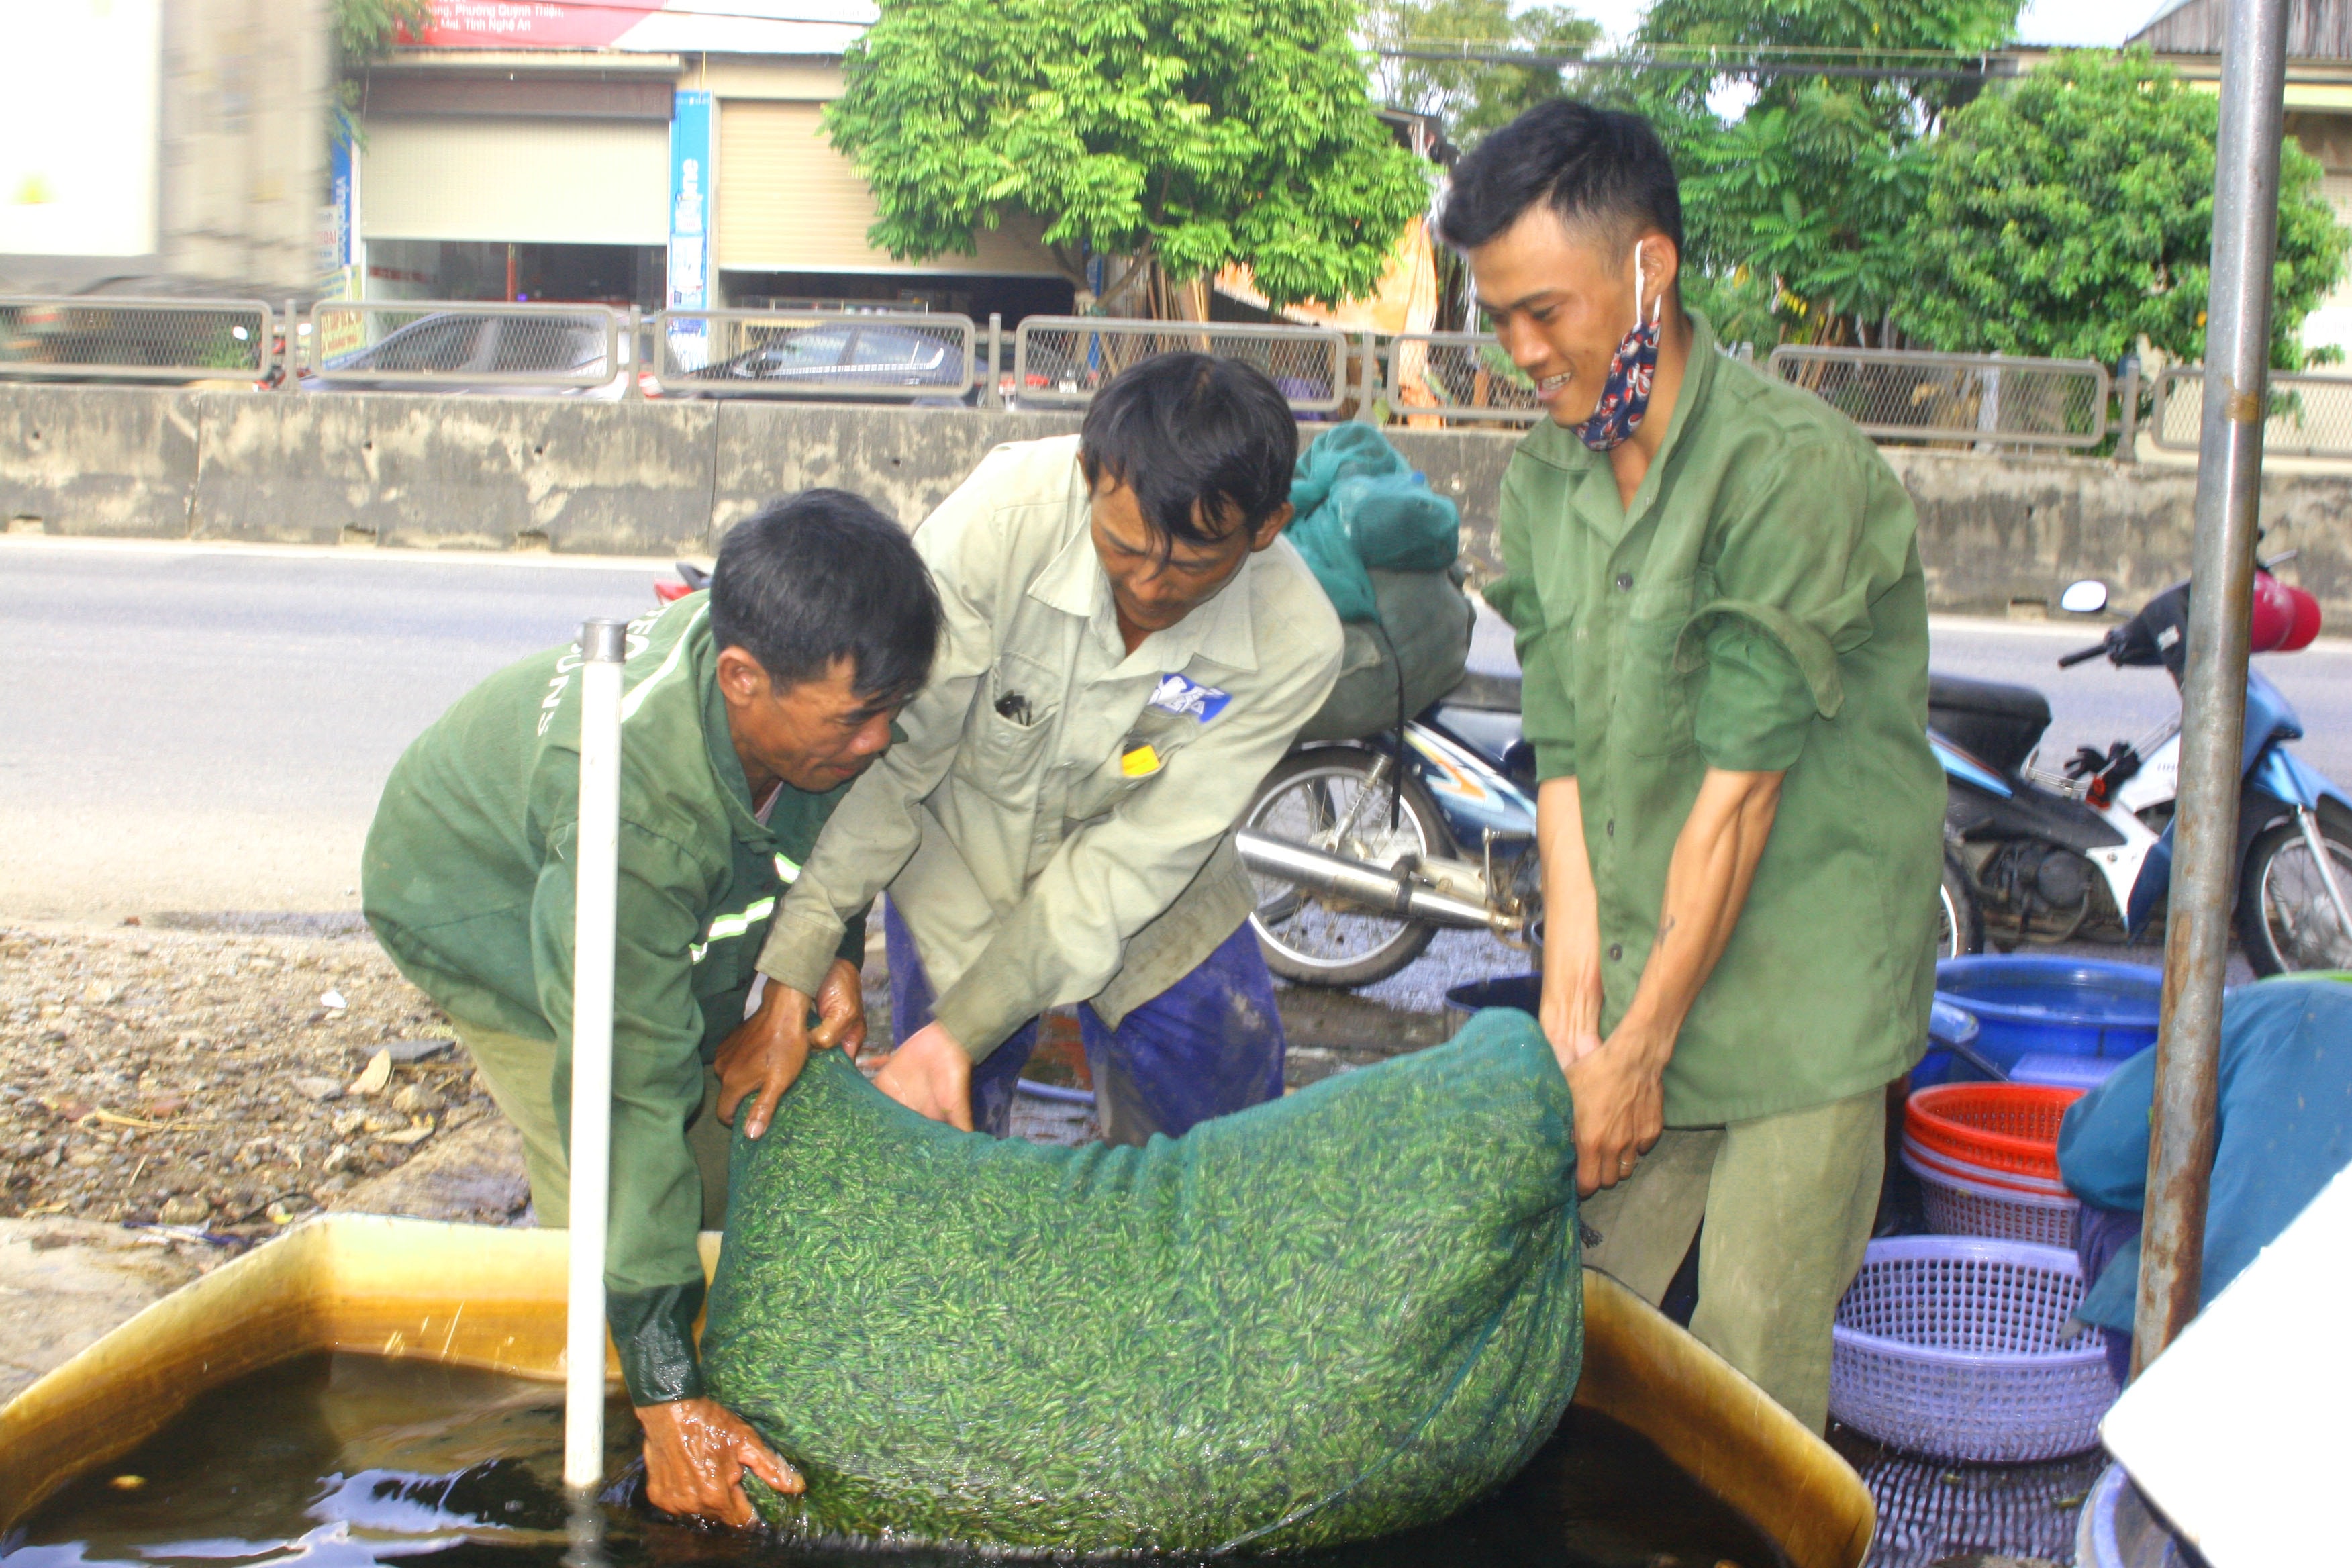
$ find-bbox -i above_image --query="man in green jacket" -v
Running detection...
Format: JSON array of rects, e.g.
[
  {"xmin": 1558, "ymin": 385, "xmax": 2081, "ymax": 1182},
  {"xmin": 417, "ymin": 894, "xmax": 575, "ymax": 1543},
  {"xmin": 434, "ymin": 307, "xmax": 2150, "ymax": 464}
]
[
  {"xmin": 361, "ymin": 491, "xmax": 941, "ymax": 1521},
  {"xmin": 1436, "ymin": 101, "xmax": 1945, "ymax": 1430}
]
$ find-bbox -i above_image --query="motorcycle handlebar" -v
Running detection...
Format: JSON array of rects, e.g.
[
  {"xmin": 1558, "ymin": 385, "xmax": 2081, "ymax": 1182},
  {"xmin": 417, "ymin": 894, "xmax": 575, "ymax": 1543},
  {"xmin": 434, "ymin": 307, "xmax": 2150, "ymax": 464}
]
[{"xmin": 2057, "ymin": 642, "xmax": 2109, "ymax": 668}]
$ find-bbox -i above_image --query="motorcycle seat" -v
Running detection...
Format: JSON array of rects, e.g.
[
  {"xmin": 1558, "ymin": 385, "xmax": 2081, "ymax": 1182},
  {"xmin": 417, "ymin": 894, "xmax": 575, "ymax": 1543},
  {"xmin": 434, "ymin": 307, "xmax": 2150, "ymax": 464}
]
[
  {"xmin": 1438, "ymin": 670, "xmax": 1522, "ymax": 713},
  {"xmin": 1927, "ymin": 673, "xmax": 2052, "ymax": 776}
]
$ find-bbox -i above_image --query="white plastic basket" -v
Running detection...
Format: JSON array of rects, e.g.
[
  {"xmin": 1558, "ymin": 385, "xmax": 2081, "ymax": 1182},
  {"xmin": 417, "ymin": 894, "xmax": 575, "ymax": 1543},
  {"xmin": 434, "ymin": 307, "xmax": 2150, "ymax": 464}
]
[
  {"xmin": 1830, "ymin": 1236, "xmax": 2118, "ymax": 1462},
  {"xmin": 1903, "ymin": 1146, "xmax": 2080, "ymax": 1246}
]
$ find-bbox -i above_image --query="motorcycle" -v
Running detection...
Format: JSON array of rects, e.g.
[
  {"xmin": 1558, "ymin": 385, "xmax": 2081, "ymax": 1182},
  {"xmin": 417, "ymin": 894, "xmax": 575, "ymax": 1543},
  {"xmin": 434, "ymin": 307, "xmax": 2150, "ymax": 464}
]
[
  {"xmin": 1933, "ymin": 569, "xmax": 2352, "ymax": 974},
  {"xmin": 1237, "ymin": 670, "xmax": 1540, "ymax": 987}
]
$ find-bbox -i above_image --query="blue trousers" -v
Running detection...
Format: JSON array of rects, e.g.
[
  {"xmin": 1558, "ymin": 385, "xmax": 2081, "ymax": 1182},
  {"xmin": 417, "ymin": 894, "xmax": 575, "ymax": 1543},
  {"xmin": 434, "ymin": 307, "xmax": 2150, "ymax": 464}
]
[{"xmin": 884, "ymin": 900, "xmax": 1285, "ymax": 1145}]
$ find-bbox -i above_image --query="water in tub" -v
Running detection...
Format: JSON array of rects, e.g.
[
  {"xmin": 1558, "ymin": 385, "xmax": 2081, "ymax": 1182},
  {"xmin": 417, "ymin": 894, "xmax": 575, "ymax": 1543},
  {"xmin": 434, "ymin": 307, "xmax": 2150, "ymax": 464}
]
[{"xmin": 9, "ymin": 1353, "xmax": 1788, "ymax": 1568}]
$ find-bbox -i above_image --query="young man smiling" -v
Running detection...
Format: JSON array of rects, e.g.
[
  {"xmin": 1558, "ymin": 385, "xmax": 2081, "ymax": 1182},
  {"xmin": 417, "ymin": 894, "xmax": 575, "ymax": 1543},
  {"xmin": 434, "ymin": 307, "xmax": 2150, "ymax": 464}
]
[
  {"xmin": 1439, "ymin": 101, "xmax": 1945, "ymax": 1431},
  {"xmin": 720, "ymin": 353, "xmax": 1342, "ymax": 1144}
]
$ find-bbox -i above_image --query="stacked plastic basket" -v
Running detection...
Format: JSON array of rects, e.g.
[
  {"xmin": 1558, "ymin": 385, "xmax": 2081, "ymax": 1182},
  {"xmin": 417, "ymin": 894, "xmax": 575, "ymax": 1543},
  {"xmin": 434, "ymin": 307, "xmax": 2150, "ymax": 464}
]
[
  {"xmin": 1901, "ymin": 1082, "xmax": 2084, "ymax": 1246},
  {"xmin": 1828, "ymin": 981, "xmax": 2130, "ymax": 1460},
  {"xmin": 1832, "ymin": 1237, "xmax": 2117, "ymax": 1461}
]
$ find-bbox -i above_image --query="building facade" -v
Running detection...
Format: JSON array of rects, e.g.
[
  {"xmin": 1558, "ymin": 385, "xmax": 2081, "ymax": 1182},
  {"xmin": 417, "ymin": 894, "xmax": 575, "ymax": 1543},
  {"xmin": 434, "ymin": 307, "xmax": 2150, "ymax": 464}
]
[{"xmin": 338, "ymin": 1, "xmax": 1072, "ymax": 322}]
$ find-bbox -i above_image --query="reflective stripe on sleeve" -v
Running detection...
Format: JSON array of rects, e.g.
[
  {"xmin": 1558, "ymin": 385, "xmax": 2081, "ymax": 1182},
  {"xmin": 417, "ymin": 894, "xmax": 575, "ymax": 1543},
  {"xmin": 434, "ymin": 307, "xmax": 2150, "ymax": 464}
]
[{"xmin": 689, "ymin": 895, "xmax": 777, "ymax": 965}]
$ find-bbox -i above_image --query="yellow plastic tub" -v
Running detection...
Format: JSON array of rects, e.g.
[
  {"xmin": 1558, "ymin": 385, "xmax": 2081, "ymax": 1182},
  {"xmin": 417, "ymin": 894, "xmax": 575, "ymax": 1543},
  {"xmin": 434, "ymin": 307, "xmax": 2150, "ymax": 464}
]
[{"xmin": 0, "ymin": 1214, "xmax": 1873, "ymax": 1565}]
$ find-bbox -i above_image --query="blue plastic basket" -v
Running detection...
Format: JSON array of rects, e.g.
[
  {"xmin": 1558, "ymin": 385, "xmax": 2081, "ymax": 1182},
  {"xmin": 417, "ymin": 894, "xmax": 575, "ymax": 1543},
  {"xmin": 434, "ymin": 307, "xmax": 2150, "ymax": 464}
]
[
  {"xmin": 1829, "ymin": 1236, "xmax": 2118, "ymax": 1462},
  {"xmin": 1924, "ymin": 955, "xmax": 2162, "ymax": 1084},
  {"xmin": 1912, "ymin": 998, "xmax": 1987, "ymax": 1088}
]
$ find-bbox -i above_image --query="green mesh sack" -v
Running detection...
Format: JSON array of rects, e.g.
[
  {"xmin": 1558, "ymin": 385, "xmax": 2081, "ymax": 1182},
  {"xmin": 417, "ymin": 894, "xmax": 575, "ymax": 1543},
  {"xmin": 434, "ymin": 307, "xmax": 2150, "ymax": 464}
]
[{"xmin": 701, "ymin": 1007, "xmax": 1583, "ymax": 1553}]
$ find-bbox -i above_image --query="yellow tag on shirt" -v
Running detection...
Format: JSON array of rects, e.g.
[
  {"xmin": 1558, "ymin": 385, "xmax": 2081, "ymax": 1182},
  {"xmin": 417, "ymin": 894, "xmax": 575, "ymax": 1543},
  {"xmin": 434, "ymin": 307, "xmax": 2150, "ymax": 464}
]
[{"xmin": 1120, "ymin": 744, "xmax": 1161, "ymax": 778}]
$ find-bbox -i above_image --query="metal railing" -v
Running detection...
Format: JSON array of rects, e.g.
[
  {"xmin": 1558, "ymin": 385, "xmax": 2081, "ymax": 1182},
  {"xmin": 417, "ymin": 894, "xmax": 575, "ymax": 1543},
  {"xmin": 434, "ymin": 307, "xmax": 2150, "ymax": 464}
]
[
  {"xmin": 1013, "ymin": 317, "xmax": 1352, "ymax": 413},
  {"xmin": 2147, "ymin": 364, "xmax": 2352, "ymax": 458},
  {"xmin": 649, "ymin": 309, "xmax": 975, "ymax": 401},
  {"xmin": 1387, "ymin": 331, "xmax": 1543, "ymax": 425},
  {"xmin": 1769, "ymin": 345, "xmax": 2112, "ymax": 450},
  {"xmin": 0, "ymin": 297, "xmax": 275, "ymax": 383},
  {"xmin": 303, "ymin": 301, "xmax": 622, "ymax": 389}
]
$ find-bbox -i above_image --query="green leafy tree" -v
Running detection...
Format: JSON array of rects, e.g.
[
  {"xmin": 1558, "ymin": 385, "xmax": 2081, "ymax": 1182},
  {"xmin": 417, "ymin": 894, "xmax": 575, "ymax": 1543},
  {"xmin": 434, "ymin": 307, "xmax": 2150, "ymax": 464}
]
[
  {"xmin": 824, "ymin": 0, "xmax": 1431, "ymax": 309},
  {"xmin": 1365, "ymin": 0, "xmax": 1600, "ymax": 146},
  {"xmin": 1895, "ymin": 48, "xmax": 2348, "ymax": 366},
  {"xmin": 332, "ymin": 0, "xmax": 432, "ymax": 136},
  {"xmin": 1620, "ymin": 0, "xmax": 2022, "ymax": 347}
]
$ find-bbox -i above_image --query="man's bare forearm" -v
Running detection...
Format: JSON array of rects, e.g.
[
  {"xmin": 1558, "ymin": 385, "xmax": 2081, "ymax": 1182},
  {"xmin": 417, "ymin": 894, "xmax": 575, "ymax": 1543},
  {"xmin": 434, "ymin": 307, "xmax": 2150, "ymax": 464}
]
[
  {"xmin": 1536, "ymin": 777, "xmax": 1604, "ymax": 1044},
  {"xmin": 1620, "ymin": 767, "xmax": 1785, "ymax": 1043}
]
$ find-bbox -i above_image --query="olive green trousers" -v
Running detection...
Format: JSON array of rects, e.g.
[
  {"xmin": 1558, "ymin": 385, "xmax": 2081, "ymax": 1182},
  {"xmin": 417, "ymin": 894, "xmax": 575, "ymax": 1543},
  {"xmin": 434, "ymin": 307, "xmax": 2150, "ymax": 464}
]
[
  {"xmin": 1576, "ymin": 1083, "xmax": 1886, "ymax": 1434},
  {"xmin": 450, "ymin": 1019, "xmax": 732, "ymax": 1232}
]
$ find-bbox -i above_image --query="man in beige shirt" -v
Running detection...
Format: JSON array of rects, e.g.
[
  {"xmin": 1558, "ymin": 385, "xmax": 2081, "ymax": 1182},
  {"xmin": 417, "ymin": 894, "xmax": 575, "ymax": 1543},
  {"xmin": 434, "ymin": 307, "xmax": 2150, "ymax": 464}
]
[{"xmin": 718, "ymin": 354, "xmax": 1344, "ymax": 1143}]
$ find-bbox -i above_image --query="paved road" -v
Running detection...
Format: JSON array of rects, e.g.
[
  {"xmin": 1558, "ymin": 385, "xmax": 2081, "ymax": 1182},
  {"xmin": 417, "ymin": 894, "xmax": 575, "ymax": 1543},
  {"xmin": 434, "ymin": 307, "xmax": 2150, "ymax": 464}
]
[
  {"xmin": 7, "ymin": 538, "xmax": 2351, "ymax": 940},
  {"xmin": 1, "ymin": 538, "xmax": 662, "ymax": 921}
]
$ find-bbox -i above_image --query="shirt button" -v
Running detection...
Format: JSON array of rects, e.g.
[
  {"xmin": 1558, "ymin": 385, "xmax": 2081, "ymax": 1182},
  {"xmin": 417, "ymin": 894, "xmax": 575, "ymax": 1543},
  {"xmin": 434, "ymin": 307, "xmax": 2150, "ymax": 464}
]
[
  {"xmin": 1608, "ymin": 942, "xmax": 1624, "ymax": 961},
  {"xmin": 1605, "ymin": 818, "xmax": 1615, "ymax": 838},
  {"xmin": 1616, "ymin": 573, "xmax": 1634, "ymax": 591}
]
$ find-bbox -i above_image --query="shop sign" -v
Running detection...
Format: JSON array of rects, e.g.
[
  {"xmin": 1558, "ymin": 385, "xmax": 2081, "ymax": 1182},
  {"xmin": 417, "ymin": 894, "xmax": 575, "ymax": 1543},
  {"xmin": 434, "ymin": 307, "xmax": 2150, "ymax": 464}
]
[
  {"xmin": 667, "ymin": 90, "xmax": 714, "ymax": 371},
  {"xmin": 417, "ymin": 0, "xmax": 871, "ymax": 54}
]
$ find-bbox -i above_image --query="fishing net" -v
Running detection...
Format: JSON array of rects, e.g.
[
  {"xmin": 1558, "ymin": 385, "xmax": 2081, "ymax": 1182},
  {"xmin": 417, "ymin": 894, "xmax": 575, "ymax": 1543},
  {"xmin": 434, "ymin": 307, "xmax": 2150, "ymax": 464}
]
[{"xmin": 701, "ymin": 1006, "xmax": 1583, "ymax": 1553}]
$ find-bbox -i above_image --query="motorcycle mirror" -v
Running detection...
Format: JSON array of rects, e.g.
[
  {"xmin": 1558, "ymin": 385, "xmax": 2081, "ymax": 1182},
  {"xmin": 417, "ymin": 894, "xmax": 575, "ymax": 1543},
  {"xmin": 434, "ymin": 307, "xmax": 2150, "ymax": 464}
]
[{"xmin": 2059, "ymin": 580, "xmax": 2110, "ymax": 615}]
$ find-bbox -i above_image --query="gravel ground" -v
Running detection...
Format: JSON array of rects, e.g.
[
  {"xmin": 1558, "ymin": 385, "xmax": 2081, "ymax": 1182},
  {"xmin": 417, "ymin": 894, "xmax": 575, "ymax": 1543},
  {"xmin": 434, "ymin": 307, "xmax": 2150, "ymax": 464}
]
[
  {"xmin": 0, "ymin": 921, "xmax": 496, "ymax": 1231},
  {"xmin": 0, "ymin": 914, "xmax": 1458, "ymax": 1232}
]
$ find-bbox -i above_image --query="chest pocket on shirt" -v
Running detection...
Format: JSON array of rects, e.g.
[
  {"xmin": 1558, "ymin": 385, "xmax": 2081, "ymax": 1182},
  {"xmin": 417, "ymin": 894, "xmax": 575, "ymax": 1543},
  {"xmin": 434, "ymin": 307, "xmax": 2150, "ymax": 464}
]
[
  {"xmin": 1067, "ymin": 703, "xmax": 1208, "ymax": 823},
  {"xmin": 957, "ymin": 654, "xmax": 1060, "ymax": 797},
  {"xmin": 1616, "ymin": 575, "xmax": 1698, "ymax": 758}
]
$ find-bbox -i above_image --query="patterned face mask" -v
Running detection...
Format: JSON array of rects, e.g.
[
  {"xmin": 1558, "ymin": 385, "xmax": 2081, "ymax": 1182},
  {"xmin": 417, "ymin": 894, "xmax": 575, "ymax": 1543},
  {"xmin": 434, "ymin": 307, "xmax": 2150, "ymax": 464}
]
[{"xmin": 1573, "ymin": 248, "xmax": 1663, "ymax": 452}]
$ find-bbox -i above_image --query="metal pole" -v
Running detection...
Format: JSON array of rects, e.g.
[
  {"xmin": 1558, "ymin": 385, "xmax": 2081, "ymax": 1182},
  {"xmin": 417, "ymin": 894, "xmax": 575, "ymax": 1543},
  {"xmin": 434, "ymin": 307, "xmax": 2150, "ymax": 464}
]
[
  {"xmin": 2115, "ymin": 354, "xmax": 2141, "ymax": 463},
  {"xmin": 624, "ymin": 307, "xmax": 644, "ymax": 401},
  {"xmin": 280, "ymin": 297, "xmax": 301, "ymax": 392},
  {"xmin": 564, "ymin": 617, "xmax": 628, "ymax": 1489},
  {"xmin": 2131, "ymin": 0, "xmax": 2290, "ymax": 1379},
  {"xmin": 986, "ymin": 312, "xmax": 1003, "ymax": 409}
]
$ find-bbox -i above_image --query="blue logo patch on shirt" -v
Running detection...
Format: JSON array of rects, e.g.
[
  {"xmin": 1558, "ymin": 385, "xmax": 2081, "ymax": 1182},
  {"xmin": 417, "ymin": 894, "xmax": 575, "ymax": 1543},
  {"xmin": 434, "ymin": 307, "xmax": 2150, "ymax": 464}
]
[{"xmin": 1148, "ymin": 673, "xmax": 1232, "ymax": 723}]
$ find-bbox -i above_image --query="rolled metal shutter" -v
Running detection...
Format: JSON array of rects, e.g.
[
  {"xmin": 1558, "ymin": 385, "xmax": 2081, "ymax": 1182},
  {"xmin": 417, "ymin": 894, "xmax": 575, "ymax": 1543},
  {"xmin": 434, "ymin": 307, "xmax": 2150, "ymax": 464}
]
[
  {"xmin": 360, "ymin": 116, "xmax": 669, "ymax": 245},
  {"xmin": 714, "ymin": 100, "xmax": 1059, "ymax": 274}
]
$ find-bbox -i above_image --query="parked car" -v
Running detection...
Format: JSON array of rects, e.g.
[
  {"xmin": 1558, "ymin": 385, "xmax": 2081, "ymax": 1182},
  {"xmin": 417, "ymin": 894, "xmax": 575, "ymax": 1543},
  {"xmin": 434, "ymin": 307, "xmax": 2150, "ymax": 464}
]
[
  {"xmin": 303, "ymin": 310, "xmax": 632, "ymax": 399},
  {"xmin": 667, "ymin": 322, "xmax": 972, "ymax": 401},
  {"xmin": 0, "ymin": 275, "xmax": 277, "ymax": 387}
]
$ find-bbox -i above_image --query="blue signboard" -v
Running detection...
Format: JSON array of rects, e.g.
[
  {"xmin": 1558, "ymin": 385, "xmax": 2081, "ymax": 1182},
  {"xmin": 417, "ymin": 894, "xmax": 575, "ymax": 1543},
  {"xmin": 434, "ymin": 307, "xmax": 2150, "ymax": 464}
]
[{"xmin": 667, "ymin": 90, "xmax": 714, "ymax": 370}]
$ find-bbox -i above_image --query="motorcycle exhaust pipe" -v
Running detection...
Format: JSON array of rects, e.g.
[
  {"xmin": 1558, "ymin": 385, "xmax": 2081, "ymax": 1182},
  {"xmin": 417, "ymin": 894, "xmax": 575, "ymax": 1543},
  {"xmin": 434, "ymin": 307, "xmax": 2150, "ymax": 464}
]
[{"xmin": 1236, "ymin": 828, "xmax": 1515, "ymax": 933}]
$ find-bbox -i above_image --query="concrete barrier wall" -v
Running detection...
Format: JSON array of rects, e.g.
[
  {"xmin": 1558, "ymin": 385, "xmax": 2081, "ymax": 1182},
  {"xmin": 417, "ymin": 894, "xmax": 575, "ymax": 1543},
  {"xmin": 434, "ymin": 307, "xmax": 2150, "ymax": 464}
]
[{"xmin": 5, "ymin": 384, "xmax": 2350, "ymax": 620}]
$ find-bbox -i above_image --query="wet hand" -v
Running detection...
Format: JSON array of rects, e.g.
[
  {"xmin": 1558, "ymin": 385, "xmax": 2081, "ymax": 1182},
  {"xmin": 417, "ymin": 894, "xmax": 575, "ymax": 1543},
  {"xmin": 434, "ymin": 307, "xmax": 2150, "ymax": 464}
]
[
  {"xmin": 871, "ymin": 1021, "xmax": 975, "ymax": 1131},
  {"xmin": 1564, "ymin": 1022, "xmax": 1670, "ymax": 1198},
  {"xmin": 813, "ymin": 957, "xmax": 867, "ymax": 1061},
  {"xmin": 636, "ymin": 1395, "xmax": 799, "ymax": 1527},
  {"xmin": 715, "ymin": 981, "xmax": 813, "ymax": 1140}
]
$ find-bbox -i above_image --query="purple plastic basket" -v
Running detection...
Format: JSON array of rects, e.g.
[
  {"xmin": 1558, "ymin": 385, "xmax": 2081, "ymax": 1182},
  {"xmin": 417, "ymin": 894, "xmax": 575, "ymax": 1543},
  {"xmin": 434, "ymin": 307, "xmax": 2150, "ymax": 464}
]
[
  {"xmin": 1831, "ymin": 1236, "xmax": 2118, "ymax": 1462},
  {"xmin": 1903, "ymin": 1146, "xmax": 2080, "ymax": 1246}
]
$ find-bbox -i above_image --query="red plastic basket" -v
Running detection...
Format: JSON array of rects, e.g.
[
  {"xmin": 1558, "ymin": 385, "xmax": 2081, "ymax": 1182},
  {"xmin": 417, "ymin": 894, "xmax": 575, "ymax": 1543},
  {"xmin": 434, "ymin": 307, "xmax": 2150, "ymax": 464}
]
[{"xmin": 1905, "ymin": 1083, "xmax": 2084, "ymax": 1183}]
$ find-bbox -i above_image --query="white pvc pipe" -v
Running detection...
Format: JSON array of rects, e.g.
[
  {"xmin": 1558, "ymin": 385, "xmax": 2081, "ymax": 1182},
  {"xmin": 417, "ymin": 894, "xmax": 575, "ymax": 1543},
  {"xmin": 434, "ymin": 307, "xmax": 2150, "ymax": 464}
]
[{"xmin": 565, "ymin": 618, "xmax": 630, "ymax": 1493}]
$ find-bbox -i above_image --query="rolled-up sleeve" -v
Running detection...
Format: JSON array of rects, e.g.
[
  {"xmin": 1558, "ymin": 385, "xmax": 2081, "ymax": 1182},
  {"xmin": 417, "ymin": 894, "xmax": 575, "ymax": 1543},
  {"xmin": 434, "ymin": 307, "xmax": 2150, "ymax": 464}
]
[
  {"xmin": 1489, "ymin": 463, "xmax": 1577, "ymax": 780},
  {"xmin": 1677, "ymin": 435, "xmax": 1900, "ymax": 775},
  {"xmin": 754, "ymin": 470, "xmax": 1005, "ymax": 999}
]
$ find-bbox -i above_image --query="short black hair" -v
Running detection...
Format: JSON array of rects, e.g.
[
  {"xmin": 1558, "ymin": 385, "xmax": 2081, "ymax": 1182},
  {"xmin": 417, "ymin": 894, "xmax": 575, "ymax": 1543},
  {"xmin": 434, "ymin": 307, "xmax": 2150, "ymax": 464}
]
[
  {"xmin": 1078, "ymin": 352, "xmax": 1296, "ymax": 549},
  {"xmin": 709, "ymin": 489, "xmax": 941, "ymax": 703},
  {"xmin": 1436, "ymin": 99, "xmax": 1683, "ymax": 260}
]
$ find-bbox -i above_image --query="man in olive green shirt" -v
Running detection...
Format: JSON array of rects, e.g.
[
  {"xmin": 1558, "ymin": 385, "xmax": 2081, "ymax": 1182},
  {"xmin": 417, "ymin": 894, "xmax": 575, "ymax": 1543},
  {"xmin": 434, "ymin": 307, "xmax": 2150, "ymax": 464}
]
[
  {"xmin": 362, "ymin": 491, "xmax": 940, "ymax": 1521},
  {"xmin": 1438, "ymin": 101, "xmax": 1944, "ymax": 1429},
  {"xmin": 723, "ymin": 354, "xmax": 1343, "ymax": 1144}
]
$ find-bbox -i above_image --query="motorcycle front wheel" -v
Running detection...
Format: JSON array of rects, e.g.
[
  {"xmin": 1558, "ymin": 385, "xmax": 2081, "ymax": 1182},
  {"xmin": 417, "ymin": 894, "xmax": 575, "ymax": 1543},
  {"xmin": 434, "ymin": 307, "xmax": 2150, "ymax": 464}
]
[
  {"xmin": 1244, "ymin": 747, "xmax": 1450, "ymax": 988},
  {"xmin": 2236, "ymin": 816, "xmax": 2352, "ymax": 975},
  {"xmin": 1938, "ymin": 850, "xmax": 1984, "ymax": 961}
]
